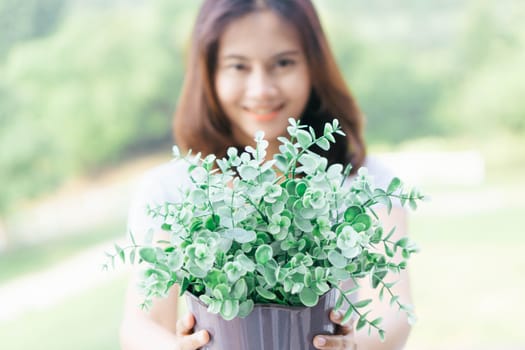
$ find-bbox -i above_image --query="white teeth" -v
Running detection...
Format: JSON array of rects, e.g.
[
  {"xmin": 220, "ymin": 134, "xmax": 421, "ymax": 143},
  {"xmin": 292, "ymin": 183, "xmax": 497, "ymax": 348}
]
[{"xmin": 249, "ymin": 107, "xmax": 279, "ymax": 114}]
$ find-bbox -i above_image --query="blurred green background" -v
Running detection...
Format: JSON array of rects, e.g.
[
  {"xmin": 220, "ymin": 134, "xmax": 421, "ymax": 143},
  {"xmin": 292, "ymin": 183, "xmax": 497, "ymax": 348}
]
[{"xmin": 0, "ymin": 0, "xmax": 524, "ymax": 349}]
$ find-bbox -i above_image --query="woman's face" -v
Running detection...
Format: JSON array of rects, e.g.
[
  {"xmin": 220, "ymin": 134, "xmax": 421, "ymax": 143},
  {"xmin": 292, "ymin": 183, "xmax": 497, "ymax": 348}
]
[{"xmin": 214, "ymin": 10, "xmax": 311, "ymax": 146}]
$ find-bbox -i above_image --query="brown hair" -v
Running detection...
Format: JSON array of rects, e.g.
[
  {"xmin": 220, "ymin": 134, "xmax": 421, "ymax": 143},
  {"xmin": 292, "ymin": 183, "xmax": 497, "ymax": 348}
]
[{"xmin": 174, "ymin": 0, "xmax": 366, "ymax": 171}]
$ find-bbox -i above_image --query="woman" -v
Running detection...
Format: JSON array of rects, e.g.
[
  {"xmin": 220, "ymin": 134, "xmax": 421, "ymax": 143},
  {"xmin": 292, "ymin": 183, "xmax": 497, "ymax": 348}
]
[{"xmin": 121, "ymin": 1, "xmax": 412, "ymax": 349}]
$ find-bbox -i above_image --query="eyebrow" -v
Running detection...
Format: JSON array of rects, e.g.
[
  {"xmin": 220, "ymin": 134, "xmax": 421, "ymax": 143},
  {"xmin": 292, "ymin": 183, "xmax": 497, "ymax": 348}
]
[{"xmin": 221, "ymin": 50, "xmax": 301, "ymax": 60}]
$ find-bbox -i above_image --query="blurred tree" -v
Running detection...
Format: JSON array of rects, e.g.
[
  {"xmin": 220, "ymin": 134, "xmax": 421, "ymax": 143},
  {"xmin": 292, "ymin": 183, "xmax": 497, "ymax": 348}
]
[
  {"xmin": 351, "ymin": 54, "xmax": 444, "ymax": 144},
  {"xmin": 434, "ymin": 0, "xmax": 525, "ymax": 137},
  {"xmin": 317, "ymin": 0, "xmax": 446, "ymax": 144},
  {"xmin": 0, "ymin": 0, "xmax": 67, "ymax": 60},
  {"xmin": 2, "ymin": 0, "xmax": 525, "ymax": 219},
  {"xmin": 0, "ymin": 1, "xmax": 188, "ymax": 215}
]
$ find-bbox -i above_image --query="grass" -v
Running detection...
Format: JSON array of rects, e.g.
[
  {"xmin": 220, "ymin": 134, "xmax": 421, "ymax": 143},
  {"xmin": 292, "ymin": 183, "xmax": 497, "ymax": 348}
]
[
  {"xmin": 403, "ymin": 167, "xmax": 525, "ymax": 349},
  {"xmin": 0, "ymin": 220, "xmax": 126, "ymax": 285},
  {"xmin": 406, "ymin": 241, "xmax": 525, "ymax": 349},
  {"xmin": 0, "ymin": 275, "xmax": 127, "ymax": 350}
]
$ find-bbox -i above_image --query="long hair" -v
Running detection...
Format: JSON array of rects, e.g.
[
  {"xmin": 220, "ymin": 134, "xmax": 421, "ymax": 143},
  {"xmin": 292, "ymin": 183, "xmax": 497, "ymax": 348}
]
[{"xmin": 174, "ymin": 0, "xmax": 366, "ymax": 171}]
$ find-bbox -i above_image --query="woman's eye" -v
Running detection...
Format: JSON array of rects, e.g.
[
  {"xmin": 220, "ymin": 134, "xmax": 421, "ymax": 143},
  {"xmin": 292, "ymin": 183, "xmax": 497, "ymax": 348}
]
[
  {"xmin": 275, "ymin": 59, "xmax": 295, "ymax": 68},
  {"xmin": 228, "ymin": 63, "xmax": 247, "ymax": 71}
]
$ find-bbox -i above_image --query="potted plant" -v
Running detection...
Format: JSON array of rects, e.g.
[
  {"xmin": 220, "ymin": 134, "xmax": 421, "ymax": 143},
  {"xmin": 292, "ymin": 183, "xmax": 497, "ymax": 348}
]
[{"xmin": 105, "ymin": 118, "xmax": 423, "ymax": 349}]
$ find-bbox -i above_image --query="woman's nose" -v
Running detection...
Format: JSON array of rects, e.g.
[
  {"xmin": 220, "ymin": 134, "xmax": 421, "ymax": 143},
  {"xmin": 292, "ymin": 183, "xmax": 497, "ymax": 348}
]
[{"xmin": 246, "ymin": 68, "xmax": 278, "ymax": 100}]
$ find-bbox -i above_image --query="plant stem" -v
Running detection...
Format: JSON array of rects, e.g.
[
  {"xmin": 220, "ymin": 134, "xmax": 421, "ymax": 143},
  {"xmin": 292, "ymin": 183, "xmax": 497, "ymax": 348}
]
[{"xmin": 334, "ymin": 284, "xmax": 384, "ymax": 333}]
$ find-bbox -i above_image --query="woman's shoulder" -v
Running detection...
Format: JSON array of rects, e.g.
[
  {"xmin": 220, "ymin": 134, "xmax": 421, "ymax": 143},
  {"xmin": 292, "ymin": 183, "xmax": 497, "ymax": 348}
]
[
  {"xmin": 127, "ymin": 159, "xmax": 193, "ymax": 238},
  {"xmin": 361, "ymin": 155, "xmax": 398, "ymax": 189},
  {"xmin": 133, "ymin": 158, "xmax": 193, "ymax": 205}
]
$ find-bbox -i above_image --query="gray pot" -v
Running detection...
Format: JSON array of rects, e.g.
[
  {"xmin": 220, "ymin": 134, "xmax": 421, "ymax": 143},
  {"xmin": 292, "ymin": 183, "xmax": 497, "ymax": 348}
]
[{"xmin": 185, "ymin": 289, "xmax": 339, "ymax": 350}]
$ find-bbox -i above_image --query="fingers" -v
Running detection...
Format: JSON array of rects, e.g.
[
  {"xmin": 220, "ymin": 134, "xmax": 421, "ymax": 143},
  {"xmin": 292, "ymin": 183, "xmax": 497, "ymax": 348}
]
[
  {"xmin": 179, "ymin": 330, "xmax": 210, "ymax": 350},
  {"xmin": 176, "ymin": 313, "xmax": 210, "ymax": 349},
  {"xmin": 312, "ymin": 310, "xmax": 356, "ymax": 349},
  {"xmin": 313, "ymin": 334, "xmax": 355, "ymax": 349},
  {"xmin": 330, "ymin": 310, "xmax": 354, "ymax": 335},
  {"xmin": 176, "ymin": 313, "xmax": 195, "ymax": 336}
]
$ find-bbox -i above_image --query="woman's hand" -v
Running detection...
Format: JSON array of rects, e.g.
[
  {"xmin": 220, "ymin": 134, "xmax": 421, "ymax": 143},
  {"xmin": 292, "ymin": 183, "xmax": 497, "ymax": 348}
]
[
  {"xmin": 313, "ymin": 310, "xmax": 357, "ymax": 350},
  {"xmin": 174, "ymin": 313, "xmax": 210, "ymax": 350}
]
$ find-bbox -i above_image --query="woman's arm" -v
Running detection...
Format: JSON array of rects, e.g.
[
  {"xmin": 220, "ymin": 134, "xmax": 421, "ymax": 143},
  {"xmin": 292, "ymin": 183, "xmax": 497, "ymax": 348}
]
[
  {"xmin": 120, "ymin": 268, "xmax": 210, "ymax": 350},
  {"xmin": 119, "ymin": 226, "xmax": 210, "ymax": 350},
  {"xmin": 313, "ymin": 206, "xmax": 413, "ymax": 350},
  {"xmin": 353, "ymin": 206, "xmax": 413, "ymax": 350}
]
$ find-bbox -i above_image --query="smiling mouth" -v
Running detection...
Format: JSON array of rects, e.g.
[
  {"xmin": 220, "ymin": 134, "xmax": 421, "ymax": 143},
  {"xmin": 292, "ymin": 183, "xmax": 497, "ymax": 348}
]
[{"xmin": 244, "ymin": 104, "xmax": 285, "ymax": 122}]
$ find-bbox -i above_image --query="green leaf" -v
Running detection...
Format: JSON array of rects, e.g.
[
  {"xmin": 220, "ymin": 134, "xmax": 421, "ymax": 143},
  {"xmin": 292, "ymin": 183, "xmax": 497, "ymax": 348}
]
[
  {"xmin": 296, "ymin": 181, "xmax": 308, "ymax": 196},
  {"xmin": 378, "ymin": 329, "xmax": 386, "ymax": 342},
  {"xmin": 139, "ymin": 247, "xmax": 156, "ymax": 264},
  {"xmin": 189, "ymin": 166, "xmax": 207, "ymax": 183},
  {"xmin": 356, "ymin": 316, "xmax": 367, "ymax": 331},
  {"xmin": 221, "ymin": 299, "xmax": 239, "ymax": 321},
  {"xmin": 291, "ymin": 282, "xmax": 304, "ymax": 294},
  {"xmin": 199, "ymin": 295, "xmax": 213, "ymax": 305},
  {"xmin": 409, "ymin": 198, "xmax": 418, "ymax": 210},
  {"xmin": 238, "ymin": 164, "xmax": 258, "ymax": 181},
  {"xmin": 224, "ymin": 262, "xmax": 243, "ymax": 283},
  {"xmin": 188, "ymin": 265, "xmax": 208, "ymax": 278},
  {"xmin": 212, "ymin": 284, "xmax": 230, "ymax": 300},
  {"xmin": 303, "ymin": 269, "xmax": 313, "ymax": 287},
  {"xmin": 298, "ymin": 153, "xmax": 318, "ymax": 170},
  {"xmin": 352, "ymin": 214, "xmax": 371, "ymax": 231},
  {"xmin": 390, "ymin": 295, "xmax": 399, "ymax": 306},
  {"xmin": 370, "ymin": 227, "xmax": 383, "ymax": 244},
  {"xmin": 384, "ymin": 242, "xmax": 394, "ymax": 258},
  {"xmin": 330, "ymin": 267, "xmax": 351, "ymax": 280},
  {"xmin": 383, "ymin": 281, "xmax": 397, "ymax": 289},
  {"xmin": 238, "ymin": 300, "xmax": 254, "ymax": 317},
  {"xmin": 167, "ymin": 251, "xmax": 183, "ymax": 271},
  {"xmin": 256, "ymin": 286, "xmax": 276, "ymax": 300},
  {"xmin": 323, "ymin": 123, "xmax": 333, "ymax": 135},
  {"xmin": 384, "ymin": 227, "xmax": 396, "ymax": 241},
  {"xmin": 395, "ymin": 237, "xmax": 410, "ymax": 249},
  {"xmin": 344, "ymin": 206, "xmax": 362, "ymax": 222},
  {"xmin": 379, "ymin": 287, "xmax": 385, "ymax": 302},
  {"xmin": 207, "ymin": 300, "xmax": 221, "ymax": 314},
  {"xmin": 353, "ymin": 299, "xmax": 373, "ymax": 308},
  {"xmin": 345, "ymin": 263, "xmax": 358, "ymax": 274},
  {"xmin": 334, "ymin": 292, "xmax": 344, "ymax": 311},
  {"xmin": 224, "ymin": 228, "xmax": 257, "ymax": 243},
  {"xmin": 205, "ymin": 214, "xmax": 220, "ymax": 230},
  {"xmin": 255, "ymin": 244, "xmax": 273, "ymax": 264},
  {"xmin": 371, "ymin": 270, "xmax": 387, "ymax": 288},
  {"xmin": 114, "ymin": 244, "xmax": 125, "ymax": 263},
  {"xmin": 325, "ymin": 132, "xmax": 336, "ymax": 143},
  {"xmin": 263, "ymin": 263, "xmax": 278, "ymax": 287},
  {"xmin": 341, "ymin": 307, "xmax": 354, "ymax": 324},
  {"xmin": 231, "ymin": 278, "xmax": 248, "ymax": 300},
  {"xmin": 328, "ymin": 250, "xmax": 347, "ymax": 268},
  {"xmin": 129, "ymin": 230, "xmax": 137, "ymax": 246},
  {"xmin": 371, "ymin": 317, "xmax": 383, "ymax": 326},
  {"xmin": 315, "ymin": 281, "xmax": 330, "ymax": 294},
  {"xmin": 294, "ymin": 217, "xmax": 314, "ymax": 232},
  {"xmin": 189, "ymin": 189, "xmax": 207, "ymax": 206},
  {"xmin": 316, "ymin": 138, "xmax": 330, "ymax": 151},
  {"xmin": 299, "ymin": 287, "xmax": 319, "ymax": 307},
  {"xmin": 387, "ymin": 177, "xmax": 402, "ymax": 194},
  {"xmin": 179, "ymin": 277, "xmax": 190, "ymax": 296},
  {"xmin": 296, "ymin": 130, "xmax": 313, "ymax": 148},
  {"xmin": 235, "ymin": 254, "xmax": 256, "ymax": 272}
]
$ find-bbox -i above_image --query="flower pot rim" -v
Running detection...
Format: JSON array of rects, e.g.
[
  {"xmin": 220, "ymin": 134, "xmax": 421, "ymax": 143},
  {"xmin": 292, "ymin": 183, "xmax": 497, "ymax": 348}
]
[{"xmin": 185, "ymin": 289, "xmax": 336, "ymax": 311}]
